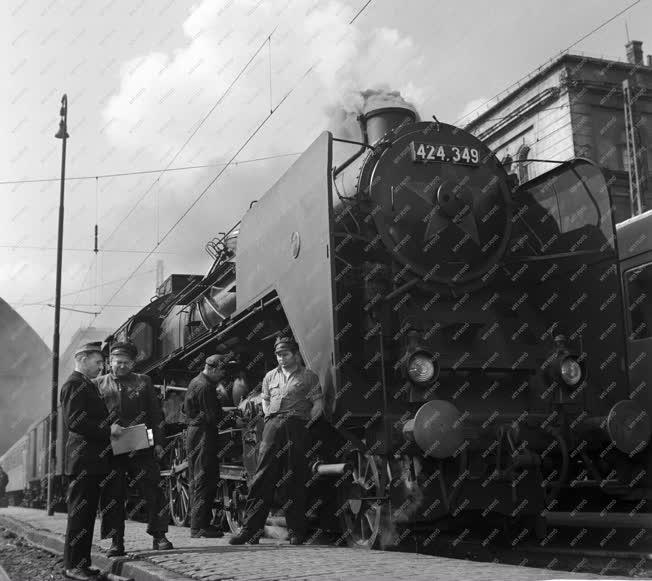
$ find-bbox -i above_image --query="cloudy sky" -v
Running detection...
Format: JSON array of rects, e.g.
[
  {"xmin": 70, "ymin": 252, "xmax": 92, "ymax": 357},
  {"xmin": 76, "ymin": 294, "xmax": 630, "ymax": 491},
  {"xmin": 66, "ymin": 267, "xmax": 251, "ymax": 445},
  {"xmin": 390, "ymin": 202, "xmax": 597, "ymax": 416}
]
[{"xmin": 1, "ymin": 0, "xmax": 651, "ymax": 350}]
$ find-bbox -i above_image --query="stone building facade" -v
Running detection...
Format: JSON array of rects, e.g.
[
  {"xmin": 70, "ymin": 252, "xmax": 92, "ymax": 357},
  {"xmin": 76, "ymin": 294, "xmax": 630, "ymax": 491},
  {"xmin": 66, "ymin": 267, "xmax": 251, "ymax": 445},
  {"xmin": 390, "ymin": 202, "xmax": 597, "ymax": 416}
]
[{"xmin": 465, "ymin": 41, "xmax": 652, "ymax": 223}]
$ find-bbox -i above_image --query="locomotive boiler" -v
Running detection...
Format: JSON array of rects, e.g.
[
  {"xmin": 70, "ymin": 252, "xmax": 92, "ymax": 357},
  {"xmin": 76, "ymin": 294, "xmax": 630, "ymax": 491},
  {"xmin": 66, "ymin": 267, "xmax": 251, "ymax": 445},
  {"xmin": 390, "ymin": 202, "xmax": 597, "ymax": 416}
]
[{"xmin": 103, "ymin": 101, "xmax": 651, "ymax": 548}]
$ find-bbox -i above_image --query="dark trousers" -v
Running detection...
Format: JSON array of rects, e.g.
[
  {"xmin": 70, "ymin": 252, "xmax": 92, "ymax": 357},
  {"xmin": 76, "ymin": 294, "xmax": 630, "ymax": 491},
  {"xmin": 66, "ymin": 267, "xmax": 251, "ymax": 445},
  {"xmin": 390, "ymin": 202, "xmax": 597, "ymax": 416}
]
[
  {"xmin": 243, "ymin": 414, "xmax": 310, "ymax": 536},
  {"xmin": 64, "ymin": 473, "xmax": 104, "ymax": 569},
  {"xmin": 100, "ymin": 449, "xmax": 168, "ymax": 539},
  {"xmin": 186, "ymin": 426, "xmax": 219, "ymax": 531}
]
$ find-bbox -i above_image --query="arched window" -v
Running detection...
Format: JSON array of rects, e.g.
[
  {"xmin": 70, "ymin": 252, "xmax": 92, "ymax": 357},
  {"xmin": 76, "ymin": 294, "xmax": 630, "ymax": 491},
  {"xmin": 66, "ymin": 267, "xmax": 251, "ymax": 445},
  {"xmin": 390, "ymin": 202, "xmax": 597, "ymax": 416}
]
[{"xmin": 517, "ymin": 145, "xmax": 531, "ymax": 183}]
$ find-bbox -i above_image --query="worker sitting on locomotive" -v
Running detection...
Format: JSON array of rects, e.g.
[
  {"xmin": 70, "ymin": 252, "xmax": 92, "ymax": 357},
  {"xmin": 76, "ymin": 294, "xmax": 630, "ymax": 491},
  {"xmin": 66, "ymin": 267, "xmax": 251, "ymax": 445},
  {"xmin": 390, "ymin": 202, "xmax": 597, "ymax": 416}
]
[
  {"xmin": 60, "ymin": 341, "xmax": 117, "ymax": 581},
  {"xmin": 94, "ymin": 341, "xmax": 174, "ymax": 556},
  {"xmin": 229, "ymin": 334, "xmax": 323, "ymax": 546},
  {"xmin": 183, "ymin": 353, "xmax": 229, "ymax": 538}
]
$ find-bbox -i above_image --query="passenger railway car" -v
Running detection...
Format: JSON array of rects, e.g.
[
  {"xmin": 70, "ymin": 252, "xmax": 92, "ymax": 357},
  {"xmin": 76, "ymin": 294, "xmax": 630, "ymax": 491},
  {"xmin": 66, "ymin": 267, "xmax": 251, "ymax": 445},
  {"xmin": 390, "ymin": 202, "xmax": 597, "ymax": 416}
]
[{"xmin": 0, "ymin": 435, "xmax": 27, "ymax": 505}]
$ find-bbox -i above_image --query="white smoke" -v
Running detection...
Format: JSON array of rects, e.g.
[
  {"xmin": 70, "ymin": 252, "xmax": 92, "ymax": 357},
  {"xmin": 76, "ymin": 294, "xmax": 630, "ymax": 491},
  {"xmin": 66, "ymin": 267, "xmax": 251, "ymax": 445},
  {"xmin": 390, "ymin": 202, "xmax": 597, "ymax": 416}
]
[{"xmin": 326, "ymin": 87, "xmax": 419, "ymax": 140}]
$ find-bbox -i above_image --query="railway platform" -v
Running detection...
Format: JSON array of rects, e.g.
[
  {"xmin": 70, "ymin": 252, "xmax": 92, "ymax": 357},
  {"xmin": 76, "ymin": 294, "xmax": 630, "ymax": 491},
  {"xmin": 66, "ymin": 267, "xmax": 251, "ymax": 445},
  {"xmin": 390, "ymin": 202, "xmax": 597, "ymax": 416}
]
[{"xmin": 0, "ymin": 507, "xmax": 641, "ymax": 581}]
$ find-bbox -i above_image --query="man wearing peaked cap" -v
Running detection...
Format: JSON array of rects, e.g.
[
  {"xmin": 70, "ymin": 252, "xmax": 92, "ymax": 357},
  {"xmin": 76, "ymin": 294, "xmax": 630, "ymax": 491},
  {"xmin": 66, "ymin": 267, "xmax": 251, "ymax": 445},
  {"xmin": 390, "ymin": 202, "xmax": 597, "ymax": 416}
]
[
  {"xmin": 229, "ymin": 333, "xmax": 323, "ymax": 546},
  {"xmin": 108, "ymin": 342, "xmax": 138, "ymax": 359},
  {"xmin": 61, "ymin": 341, "xmax": 118, "ymax": 580},
  {"xmin": 93, "ymin": 341, "xmax": 173, "ymax": 555},
  {"xmin": 73, "ymin": 340, "xmax": 103, "ymax": 357},
  {"xmin": 182, "ymin": 353, "xmax": 229, "ymax": 538}
]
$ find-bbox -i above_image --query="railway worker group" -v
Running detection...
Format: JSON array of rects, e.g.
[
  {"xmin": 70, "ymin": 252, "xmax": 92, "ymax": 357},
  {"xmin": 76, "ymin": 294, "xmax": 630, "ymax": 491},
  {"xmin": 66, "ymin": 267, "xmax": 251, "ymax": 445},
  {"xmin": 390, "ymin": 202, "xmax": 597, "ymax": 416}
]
[{"xmin": 60, "ymin": 334, "xmax": 323, "ymax": 581}]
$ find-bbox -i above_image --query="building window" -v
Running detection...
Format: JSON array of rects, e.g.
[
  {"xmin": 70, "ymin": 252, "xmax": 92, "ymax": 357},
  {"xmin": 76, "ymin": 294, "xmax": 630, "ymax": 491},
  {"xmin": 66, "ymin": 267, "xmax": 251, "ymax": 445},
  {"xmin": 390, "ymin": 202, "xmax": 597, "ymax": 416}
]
[
  {"xmin": 625, "ymin": 264, "xmax": 652, "ymax": 340},
  {"xmin": 517, "ymin": 145, "xmax": 530, "ymax": 183}
]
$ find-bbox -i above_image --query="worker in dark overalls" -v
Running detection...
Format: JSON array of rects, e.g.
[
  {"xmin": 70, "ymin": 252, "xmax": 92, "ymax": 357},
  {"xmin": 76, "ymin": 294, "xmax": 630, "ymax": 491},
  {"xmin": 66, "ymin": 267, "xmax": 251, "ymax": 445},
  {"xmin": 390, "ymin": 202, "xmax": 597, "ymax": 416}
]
[
  {"xmin": 184, "ymin": 354, "xmax": 228, "ymax": 537},
  {"xmin": 229, "ymin": 335, "xmax": 323, "ymax": 545}
]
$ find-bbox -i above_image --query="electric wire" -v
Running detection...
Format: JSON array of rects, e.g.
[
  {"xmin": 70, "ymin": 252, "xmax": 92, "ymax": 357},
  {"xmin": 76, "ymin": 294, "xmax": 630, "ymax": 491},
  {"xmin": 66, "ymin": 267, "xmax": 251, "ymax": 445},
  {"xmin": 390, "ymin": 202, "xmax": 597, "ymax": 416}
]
[{"xmin": 0, "ymin": 152, "xmax": 303, "ymax": 186}]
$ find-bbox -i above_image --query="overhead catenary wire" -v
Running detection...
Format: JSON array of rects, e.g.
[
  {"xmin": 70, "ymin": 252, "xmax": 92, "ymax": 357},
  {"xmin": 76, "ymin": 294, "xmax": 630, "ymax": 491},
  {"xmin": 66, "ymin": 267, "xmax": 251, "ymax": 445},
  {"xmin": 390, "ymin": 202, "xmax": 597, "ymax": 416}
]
[
  {"xmin": 0, "ymin": 244, "xmax": 176, "ymax": 253},
  {"xmin": 0, "ymin": 152, "xmax": 303, "ymax": 187},
  {"xmin": 349, "ymin": 0, "xmax": 374, "ymax": 24},
  {"xmin": 9, "ymin": 268, "xmax": 157, "ymax": 307}
]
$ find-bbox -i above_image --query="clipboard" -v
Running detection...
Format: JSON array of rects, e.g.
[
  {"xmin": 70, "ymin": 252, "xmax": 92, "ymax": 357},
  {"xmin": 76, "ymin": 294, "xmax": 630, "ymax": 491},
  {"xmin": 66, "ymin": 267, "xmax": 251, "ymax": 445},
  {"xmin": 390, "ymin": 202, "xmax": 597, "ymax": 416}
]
[{"xmin": 111, "ymin": 423, "xmax": 154, "ymax": 455}]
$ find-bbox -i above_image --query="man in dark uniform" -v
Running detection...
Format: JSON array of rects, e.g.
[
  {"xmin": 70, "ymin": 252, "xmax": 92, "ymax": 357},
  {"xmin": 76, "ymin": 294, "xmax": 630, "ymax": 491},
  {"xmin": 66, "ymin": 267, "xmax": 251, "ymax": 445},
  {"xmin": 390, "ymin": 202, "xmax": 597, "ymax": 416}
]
[
  {"xmin": 60, "ymin": 341, "xmax": 118, "ymax": 581},
  {"xmin": 229, "ymin": 335, "xmax": 323, "ymax": 545},
  {"xmin": 184, "ymin": 354, "xmax": 228, "ymax": 537},
  {"xmin": 95, "ymin": 342, "xmax": 173, "ymax": 555}
]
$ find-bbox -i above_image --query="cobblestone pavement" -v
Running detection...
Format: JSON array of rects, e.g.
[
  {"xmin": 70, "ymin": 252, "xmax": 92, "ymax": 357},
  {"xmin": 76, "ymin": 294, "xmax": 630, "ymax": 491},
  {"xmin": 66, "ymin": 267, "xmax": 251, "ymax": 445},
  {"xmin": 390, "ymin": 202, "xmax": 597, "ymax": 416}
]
[{"xmin": 0, "ymin": 507, "xmax": 637, "ymax": 581}]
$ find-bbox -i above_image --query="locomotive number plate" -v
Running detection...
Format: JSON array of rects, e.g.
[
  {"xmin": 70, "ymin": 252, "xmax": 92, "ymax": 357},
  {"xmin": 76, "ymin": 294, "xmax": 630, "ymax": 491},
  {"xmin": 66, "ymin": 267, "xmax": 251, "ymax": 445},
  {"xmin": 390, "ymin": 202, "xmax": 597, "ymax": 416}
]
[{"xmin": 411, "ymin": 142, "xmax": 481, "ymax": 166}]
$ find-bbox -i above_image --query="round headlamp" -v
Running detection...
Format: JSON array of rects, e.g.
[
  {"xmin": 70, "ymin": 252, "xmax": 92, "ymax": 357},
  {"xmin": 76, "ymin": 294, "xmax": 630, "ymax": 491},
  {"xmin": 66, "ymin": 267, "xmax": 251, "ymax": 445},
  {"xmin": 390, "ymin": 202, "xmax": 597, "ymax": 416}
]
[
  {"xmin": 560, "ymin": 357, "xmax": 582, "ymax": 386},
  {"xmin": 407, "ymin": 352, "xmax": 438, "ymax": 385}
]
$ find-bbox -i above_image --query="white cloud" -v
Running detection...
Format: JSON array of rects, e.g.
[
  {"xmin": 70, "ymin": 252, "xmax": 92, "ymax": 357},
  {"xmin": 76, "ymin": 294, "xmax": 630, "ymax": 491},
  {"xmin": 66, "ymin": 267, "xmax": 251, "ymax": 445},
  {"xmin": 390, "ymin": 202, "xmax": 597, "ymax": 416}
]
[{"xmin": 101, "ymin": 0, "xmax": 427, "ymax": 164}]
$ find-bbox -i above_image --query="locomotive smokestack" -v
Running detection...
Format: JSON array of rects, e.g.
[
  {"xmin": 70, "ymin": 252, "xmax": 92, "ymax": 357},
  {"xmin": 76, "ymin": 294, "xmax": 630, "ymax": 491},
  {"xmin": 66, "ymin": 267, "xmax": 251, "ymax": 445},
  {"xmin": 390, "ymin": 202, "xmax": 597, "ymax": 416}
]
[
  {"xmin": 331, "ymin": 88, "xmax": 419, "ymax": 145},
  {"xmin": 363, "ymin": 106, "xmax": 417, "ymax": 144}
]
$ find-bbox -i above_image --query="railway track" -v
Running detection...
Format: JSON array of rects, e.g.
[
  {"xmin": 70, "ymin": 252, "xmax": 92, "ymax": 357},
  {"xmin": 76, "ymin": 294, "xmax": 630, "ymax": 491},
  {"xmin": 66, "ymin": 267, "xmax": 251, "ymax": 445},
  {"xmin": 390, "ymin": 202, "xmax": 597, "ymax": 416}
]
[
  {"xmin": 261, "ymin": 509, "xmax": 652, "ymax": 576},
  {"xmin": 390, "ymin": 511, "xmax": 652, "ymax": 578}
]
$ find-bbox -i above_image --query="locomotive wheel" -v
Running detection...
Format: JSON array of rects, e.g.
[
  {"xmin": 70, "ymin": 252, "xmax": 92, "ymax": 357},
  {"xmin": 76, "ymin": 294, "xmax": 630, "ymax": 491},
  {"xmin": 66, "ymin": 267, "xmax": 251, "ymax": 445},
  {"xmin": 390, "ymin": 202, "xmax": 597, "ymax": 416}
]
[
  {"xmin": 168, "ymin": 468, "xmax": 190, "ymax": 527},
  {"xmin": 221, "ymin": 479, "xmax": 248, "ymax": 534},
  {"xmin": 339, "ymin": 451, "xmax": 386, "ymax": 549}
]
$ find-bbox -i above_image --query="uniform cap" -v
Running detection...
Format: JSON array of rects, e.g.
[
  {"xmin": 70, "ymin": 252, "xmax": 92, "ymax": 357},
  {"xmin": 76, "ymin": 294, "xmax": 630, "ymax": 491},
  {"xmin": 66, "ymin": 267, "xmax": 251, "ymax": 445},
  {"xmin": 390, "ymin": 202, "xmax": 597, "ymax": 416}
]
[
  {"xmin": 74, "ymin": 341, "xmax": 103, "ymax": 357},
  {"xmin": 110, "ymin": 341, "xmax": 138, "ymax": 360},
  {"xmin": 206, "ymin": 353, "xmax": 230, "ymax": 367},
  {"xmin": 274, "ymin": 335, "xmax": 298, "ymax": 353}
]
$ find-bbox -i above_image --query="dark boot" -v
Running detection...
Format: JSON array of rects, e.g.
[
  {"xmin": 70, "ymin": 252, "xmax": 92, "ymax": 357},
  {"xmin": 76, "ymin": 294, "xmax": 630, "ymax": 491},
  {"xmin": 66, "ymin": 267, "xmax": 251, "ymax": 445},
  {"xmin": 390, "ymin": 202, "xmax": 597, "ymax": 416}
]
[
  {"xmin": 106, "ymin": 537, "xmax": 125, "ymax": 557},
  {"xmin": 228, "ymin": 528, "xmax": 257, "ymax": 545},
  {"xmin": 152, "ymin": 534, "xmax": 174, "ymax": 550},
  {"xmin": 63, "ymin": 568, "xmax": 98, "ymax": 581},
  {"xmin": 190, "ymin": 527, "xmax": 224, "ymax": 538}
]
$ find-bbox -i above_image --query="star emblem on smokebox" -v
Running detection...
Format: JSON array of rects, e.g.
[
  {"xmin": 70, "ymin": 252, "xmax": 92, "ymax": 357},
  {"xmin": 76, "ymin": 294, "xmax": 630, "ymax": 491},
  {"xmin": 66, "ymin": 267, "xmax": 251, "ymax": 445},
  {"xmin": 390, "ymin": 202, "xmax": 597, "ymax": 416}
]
[{"xmin": 404, "ymin": 180, "xmax": 480, "ymax": 245}]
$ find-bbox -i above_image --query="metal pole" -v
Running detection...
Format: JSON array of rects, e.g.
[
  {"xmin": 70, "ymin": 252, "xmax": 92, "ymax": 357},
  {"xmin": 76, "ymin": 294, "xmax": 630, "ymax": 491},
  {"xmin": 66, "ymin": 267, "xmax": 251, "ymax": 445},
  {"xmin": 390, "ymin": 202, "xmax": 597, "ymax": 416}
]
[{"xmin": 48, "ymin": 94, "xmax": 68, "ymax": 516}]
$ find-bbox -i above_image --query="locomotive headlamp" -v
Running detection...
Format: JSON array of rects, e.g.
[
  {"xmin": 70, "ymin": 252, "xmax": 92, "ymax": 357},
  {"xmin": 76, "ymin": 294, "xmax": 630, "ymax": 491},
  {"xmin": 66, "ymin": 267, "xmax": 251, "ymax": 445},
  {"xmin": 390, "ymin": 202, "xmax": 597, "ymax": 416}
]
[
  {"xmin": 406, "ymin": 350, "xmax": 439, "ymax": 386},
  {"xmin": 542, "ymin": 336, "xmax": 585, "ymax": 389},
  {"xmin": 560, "ymin": 357, "xmax": 582, "ymax": 386}
]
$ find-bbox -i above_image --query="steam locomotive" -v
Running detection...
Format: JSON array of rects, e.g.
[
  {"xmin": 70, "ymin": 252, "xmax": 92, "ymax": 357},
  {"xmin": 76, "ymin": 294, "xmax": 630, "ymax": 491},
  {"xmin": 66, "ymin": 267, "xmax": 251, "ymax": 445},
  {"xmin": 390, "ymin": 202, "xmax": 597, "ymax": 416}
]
[{"xmin": 4, "ymin": 102, "xmax": 651, "ymax": 549}]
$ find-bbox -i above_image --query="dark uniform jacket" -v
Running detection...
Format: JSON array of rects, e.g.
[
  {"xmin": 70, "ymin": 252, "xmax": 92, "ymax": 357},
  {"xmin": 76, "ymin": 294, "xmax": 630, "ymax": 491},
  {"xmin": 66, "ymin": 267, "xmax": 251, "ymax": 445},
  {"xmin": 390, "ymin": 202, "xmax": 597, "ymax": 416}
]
[
  {"xmin": 60, "ymin": 371, "xmax": 111, "ymax": 475},
  {"xmin": 184, "ymin": 372, "xmax": 223, "ymax": 430},
  {"xmin": 94, "ymin": 372, "xmax": 164, "ymax": 447}
]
